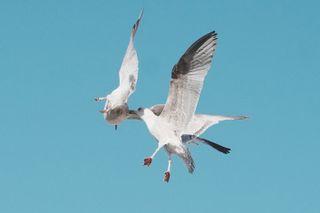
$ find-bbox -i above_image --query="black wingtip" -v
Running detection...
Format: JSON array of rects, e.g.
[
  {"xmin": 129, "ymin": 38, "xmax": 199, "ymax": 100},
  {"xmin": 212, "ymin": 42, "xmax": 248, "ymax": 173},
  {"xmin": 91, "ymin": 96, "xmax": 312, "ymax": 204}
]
[
  {"xmin": 198, "ymin": 137, "xmax": 231, "ymax": 154},
  {"xmin": 131, "ymin": 9, "xmax": 144, "ymax": 38},
  {"xmin": 240, "ymin": 115, "xmax": 249, "ymax": 120},
  {"xmin": 211, "ymin": 31, "xmax": 217, "ymax": 36},
  {"xmin": 181, "ymin": 134, "xmax": 231, "ymax": 154}
]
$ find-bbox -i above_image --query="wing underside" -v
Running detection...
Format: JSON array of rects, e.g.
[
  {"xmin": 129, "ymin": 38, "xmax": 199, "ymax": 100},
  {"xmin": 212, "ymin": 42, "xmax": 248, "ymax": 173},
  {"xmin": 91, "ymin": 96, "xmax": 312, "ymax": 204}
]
[
  {"xmin": 159, "ymin": 32, "xmax": 218, "ymax": 132},
  {"xmin": 118, "ymin": 10, "xmax": 143, "ymax": 102}
]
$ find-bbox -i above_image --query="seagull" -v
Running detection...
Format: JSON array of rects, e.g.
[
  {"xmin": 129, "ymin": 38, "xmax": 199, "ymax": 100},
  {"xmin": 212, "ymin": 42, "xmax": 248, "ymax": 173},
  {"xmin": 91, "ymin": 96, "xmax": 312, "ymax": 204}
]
[
  {"xmin": 95, "ymin": 10, "xmax": 143, "ymax": 130},
  {"xmin": 134, "ymin": 31, "xmax": 244, "ymax": 182}
]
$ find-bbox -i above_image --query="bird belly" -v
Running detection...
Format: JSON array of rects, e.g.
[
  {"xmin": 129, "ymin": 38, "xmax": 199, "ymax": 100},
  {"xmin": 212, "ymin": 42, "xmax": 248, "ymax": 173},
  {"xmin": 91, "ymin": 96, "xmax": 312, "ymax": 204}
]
[
  {"xmin": 148, "ymin": 124, "xmax": 174, "ymax": 144},
  {"xmin": 105, "ymin": 105, "xmax": 128, "ymax": 125},
  {"xmin": 165, "ymin": 142, "xmax": 184, "ymax": 155}
]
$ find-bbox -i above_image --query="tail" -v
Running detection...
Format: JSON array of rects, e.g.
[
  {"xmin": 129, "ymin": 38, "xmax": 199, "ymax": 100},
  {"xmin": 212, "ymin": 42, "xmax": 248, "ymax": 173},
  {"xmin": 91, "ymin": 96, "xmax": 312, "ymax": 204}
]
[
  {"xmin": 181, "ymin": 134, "xmax": 231, "ymax": 154},
  {"xmin": 179, "ymin": 145, "xmax": 195, "ymax": 173}
]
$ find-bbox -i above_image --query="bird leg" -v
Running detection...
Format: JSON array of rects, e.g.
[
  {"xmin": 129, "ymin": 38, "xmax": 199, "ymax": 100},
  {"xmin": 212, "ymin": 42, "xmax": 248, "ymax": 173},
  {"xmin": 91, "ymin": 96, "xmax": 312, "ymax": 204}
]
[
  {"xmin": 164, "ymin": 155, "xmax": 172, "ymax": 183},
  {"xmin": 99, "ymin": 108, "xmax": 110, "ymax": 113},
  {"xmin": 143, "ymin": 144, "xmax": 163, "ymax": 167},
  {"xmin": 94, "ymin": 97, "xmax": 107, "ymax": 101},
  {"xmin": 97, "ymin": 96, "xmax": 110, "ymax": 113}
]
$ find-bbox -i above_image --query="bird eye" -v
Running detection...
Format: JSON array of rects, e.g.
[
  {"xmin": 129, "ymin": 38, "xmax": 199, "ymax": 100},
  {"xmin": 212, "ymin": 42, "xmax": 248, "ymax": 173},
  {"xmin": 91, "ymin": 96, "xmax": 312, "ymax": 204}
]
[{"xmin": 138, "ymin": 107, "xmax": 143, "ymax": 111}]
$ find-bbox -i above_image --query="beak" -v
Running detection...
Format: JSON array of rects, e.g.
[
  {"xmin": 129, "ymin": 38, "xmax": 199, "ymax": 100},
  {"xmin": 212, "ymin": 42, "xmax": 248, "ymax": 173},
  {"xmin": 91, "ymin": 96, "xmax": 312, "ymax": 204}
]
[{"xmin": 128, "ymin": 109, "xmax": 138, "ymax": 115}]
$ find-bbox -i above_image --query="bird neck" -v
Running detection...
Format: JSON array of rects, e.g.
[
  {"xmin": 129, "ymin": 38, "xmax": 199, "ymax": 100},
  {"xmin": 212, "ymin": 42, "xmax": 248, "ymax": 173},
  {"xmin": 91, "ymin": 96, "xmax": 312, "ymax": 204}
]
[{"xmin": 141, "ymin": 110, "xmax": 158, "ymax": 129}]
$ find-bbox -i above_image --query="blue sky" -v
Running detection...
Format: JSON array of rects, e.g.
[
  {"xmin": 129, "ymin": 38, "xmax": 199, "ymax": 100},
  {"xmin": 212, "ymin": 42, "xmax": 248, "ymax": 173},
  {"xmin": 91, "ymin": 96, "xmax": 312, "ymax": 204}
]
[{"xmin": 0, "ymin": 0, "xmax": 319, "ymax": 212}]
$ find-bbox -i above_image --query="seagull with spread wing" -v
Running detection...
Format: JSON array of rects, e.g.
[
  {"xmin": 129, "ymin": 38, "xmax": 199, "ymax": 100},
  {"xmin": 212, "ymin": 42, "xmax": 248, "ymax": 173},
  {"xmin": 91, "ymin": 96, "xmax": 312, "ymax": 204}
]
[
  {"xmin": 135, "ymin": 31, "xmax": 243, "ymax": 182},
  {"xmin": 95, "ymin": 10, "xmax": 143, "ymax": 130}
]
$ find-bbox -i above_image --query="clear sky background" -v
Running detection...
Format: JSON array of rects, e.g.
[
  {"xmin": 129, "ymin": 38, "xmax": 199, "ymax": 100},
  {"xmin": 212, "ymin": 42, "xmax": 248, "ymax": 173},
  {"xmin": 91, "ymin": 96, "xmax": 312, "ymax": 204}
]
[{"xmin": 0, "ymin": 0, "xmax": 319, "ymax": 212}]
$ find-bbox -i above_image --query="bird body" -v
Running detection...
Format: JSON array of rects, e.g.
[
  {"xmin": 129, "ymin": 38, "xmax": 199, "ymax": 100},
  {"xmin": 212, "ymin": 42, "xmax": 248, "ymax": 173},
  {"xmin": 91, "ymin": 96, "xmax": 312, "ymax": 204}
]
[
  {"xmin": 138, "ymin": 108, "xmax": 176, "ymax": 145},
  {"xmin": 136, "ymin": 31, "xmax": 219, "ymax": 181},
  {"xmin": 104, "ymin": 104, "xmax": 129, "ymax": 125},
  {"xmin": 95, "ymin": 10, "xmax": 143, "ymax": 127},
  {"xmin": 138, "ymin": 108, "xmax": 195, "ymax": 175}
]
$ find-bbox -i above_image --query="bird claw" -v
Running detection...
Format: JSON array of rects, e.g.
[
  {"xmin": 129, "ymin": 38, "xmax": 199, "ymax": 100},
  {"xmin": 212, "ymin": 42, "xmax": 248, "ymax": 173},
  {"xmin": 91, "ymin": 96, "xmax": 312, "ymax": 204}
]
[
  {"xmin": 143, "ymin": 157, "xmax": 152, "ymax": 166},
  {"xmin": 164, "ymin": 171, "xmax": 170, "ymax": 183}
]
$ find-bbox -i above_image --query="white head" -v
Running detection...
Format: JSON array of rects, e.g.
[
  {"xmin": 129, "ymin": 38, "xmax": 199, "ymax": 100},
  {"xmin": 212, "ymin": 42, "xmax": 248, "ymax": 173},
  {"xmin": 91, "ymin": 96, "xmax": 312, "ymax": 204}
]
[{"xmin": 135, "ymin": 107, "xmax": 155, "ymax": 119}]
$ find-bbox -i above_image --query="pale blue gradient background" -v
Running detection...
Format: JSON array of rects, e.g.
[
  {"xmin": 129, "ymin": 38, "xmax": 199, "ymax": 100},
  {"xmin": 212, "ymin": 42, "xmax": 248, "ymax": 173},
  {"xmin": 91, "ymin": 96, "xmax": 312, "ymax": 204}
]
[{"xmin": 0, "ymin": 0, "xmax": 319, "ymax": 212}]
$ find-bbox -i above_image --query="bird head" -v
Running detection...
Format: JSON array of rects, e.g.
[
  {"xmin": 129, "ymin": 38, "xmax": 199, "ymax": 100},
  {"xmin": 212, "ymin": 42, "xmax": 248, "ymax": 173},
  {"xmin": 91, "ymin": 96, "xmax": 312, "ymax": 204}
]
[
  {"xmin": 135, "ymin": 107, "xmax": 156, "ymax": 120},
  {"xmin": 135, "ymin": 107, "xmax": 145, "ymax": 117}
]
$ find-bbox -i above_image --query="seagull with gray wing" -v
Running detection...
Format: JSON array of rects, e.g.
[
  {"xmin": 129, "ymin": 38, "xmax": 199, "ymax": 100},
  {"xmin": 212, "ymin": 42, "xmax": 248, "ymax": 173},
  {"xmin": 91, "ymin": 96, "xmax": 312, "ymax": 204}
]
[
  {"xmin": 95, "ymin": 10, "xmax": 143, "ymax": 130},
  {"xmin": 135, "ymin": 31, "xmax": 228, "ymax": 182}
]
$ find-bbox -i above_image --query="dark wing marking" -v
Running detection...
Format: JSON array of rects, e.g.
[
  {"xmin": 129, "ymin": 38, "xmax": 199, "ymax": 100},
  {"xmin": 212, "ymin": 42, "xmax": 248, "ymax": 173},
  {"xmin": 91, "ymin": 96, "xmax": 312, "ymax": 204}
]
[{"xmin": 182, "ymin": 134, "xmax": 231, "ymax": 154}]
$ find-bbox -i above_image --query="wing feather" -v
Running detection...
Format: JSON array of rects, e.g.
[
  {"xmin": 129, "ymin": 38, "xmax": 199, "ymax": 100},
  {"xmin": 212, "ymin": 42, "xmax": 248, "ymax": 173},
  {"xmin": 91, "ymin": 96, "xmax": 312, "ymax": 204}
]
[
  {"xmin": 118, "ymin": 10, "xmax": 143, "ymax": 101},
  {"xmin": 184, "ymin": 115, "xmax": 248, "ymax": 136},
  {"xmin": 159, "ymin": 31, "xmax": 217, "ymax": 131}
]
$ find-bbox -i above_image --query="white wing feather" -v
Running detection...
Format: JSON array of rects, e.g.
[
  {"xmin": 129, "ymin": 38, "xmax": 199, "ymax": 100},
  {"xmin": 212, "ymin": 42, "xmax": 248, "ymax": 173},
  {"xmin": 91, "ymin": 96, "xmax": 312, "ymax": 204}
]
[
  {"xmin": 118, "ymin": 10, "xmax": 143, "ymax": 102},
  {"xmin": 183, "ymin": 114, "xmax": 248, "ymax": 136}
]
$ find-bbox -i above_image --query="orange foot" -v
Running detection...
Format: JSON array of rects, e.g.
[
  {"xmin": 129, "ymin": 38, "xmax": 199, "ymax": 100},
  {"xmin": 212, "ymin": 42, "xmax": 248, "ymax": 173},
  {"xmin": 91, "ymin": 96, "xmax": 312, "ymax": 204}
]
[
  {"xmin": 164, "ymin": 171, "xmax": 170, "ymax": 183},
  {"xmin": 143, "ymin": 157, "xmax": 152, "ymax": 166}
]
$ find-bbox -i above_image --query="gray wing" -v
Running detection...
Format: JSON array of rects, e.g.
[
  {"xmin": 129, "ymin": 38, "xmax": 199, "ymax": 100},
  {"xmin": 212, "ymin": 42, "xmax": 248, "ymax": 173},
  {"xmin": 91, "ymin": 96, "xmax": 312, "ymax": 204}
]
[
  {"xmin": 118, "ymin": 10, "xmax": 143, "ymax": 102},
  {"xmin": 149, "ymin": 104, "xmax": 165, "ymax": 116},
  {"xmin": 184, "ymin": 114, "xmax": 248, "ymax": 136},
  {"xmin": 159, "ymin": 32, "xmax": 217, "ymax": 132}
]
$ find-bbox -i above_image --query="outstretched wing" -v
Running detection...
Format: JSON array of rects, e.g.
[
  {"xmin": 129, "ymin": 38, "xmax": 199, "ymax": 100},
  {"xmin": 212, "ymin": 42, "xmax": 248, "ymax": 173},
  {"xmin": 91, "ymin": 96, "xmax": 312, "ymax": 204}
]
[
  {"xmin": 118, "ymin": 9, "xmax": 143, "ymax": 102},
  {"xmin": 184, "ymin": 115, "xmax": 248, "ymax": 136},
  {"xmin": 159, "ymin": 32, "xmax": 217, "ymax": 132}
]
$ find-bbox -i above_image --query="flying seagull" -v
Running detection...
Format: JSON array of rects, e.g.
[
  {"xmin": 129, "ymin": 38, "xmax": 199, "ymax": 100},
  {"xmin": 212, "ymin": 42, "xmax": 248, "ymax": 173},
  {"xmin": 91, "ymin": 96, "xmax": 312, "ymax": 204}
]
[
  {"xmin": 135, "ymin": 31, "xmax": 236, "ymax": 182},
  {"xmin": 95, "ymin": 10, "xmax": 143, "ymax": 130}
]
